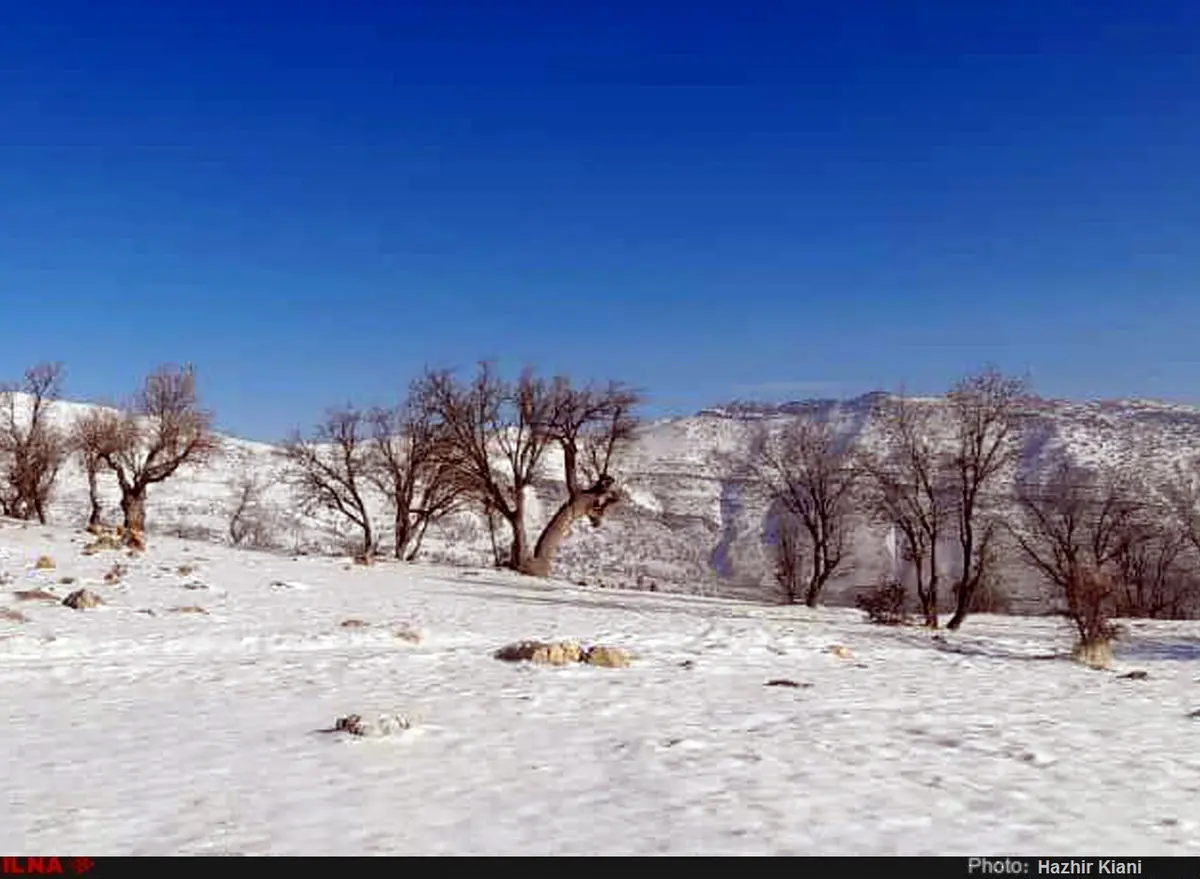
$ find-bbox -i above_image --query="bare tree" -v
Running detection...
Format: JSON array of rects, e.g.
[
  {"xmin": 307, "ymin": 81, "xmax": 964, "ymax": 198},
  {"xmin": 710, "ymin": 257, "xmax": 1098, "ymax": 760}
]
[
  {"xmin": 527, "ymin": 376, "xmax": 640, "ymax": 577},
  {"xmin": 69, "ymin": 408, "xmax": 111, "ymax": 529},
  {"xmin": 751, "ymin": 418, "xmax": 860, "ymax": 607},
  {"xmin": 861, "ymin": 394, "xmax": 953, "ymax": 627},
  {"xmin": 0, "ymin": 363, "xmax": 68, "ymax": 523},
  {"xmin": 93, "ymin": 364, "xmax": 221, "ymax": 544},
  {"xmin": 419, "ymin": 363, "xmax": 552, "ymax": 570},
  {"xmin": 421, "ymin": 363, "xmax": 640, "ymax": 577},
  {"xmin": 945, "ymin": 367, "xmax": 1029, "ymax": 630},
  {"xmin": 1165, "ymin": 457, "xmax": 1200, "ymax": 563},
  {"xmin": 1009, "ymin": 461, "xmax": 1139, "ymax": 663},
  {"xmin": 227, "ymin": 468, "xmax": 280, "ymax": 549},
  {"xmin": 282, "ymin": 406, "xmax": 377, "ymax": 560},
  {"xmin": 367, "ymin": 394, "xmax": 463, "ymax": 561},
  {"xmin": 1110, "ymin": 514, "xmax": 1194, "ymax": 619}
]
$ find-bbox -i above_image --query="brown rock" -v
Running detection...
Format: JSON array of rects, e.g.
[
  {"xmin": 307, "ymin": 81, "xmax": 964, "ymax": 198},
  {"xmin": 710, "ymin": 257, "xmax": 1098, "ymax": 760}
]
[
  {"xmin": 583, "ymin": 645, "xmax": 632, "ymax": 668},
  {"xmin": 34, "ymin": 555, "xmax": 55, "ymax": 570},
  {"xmin": 169, "ymin": 605, "xmax": 208, "ymax": 615},
  {"xmin": 340, "ymin": 618, "xmax": 369, "ymax": 628},
  {"xmin": 494, "ymin": 640, "xmax": 583, "ymax": 665},
  {"xmin": 63, "ymin": 589, "xmax": 105, "ymax": 610}
]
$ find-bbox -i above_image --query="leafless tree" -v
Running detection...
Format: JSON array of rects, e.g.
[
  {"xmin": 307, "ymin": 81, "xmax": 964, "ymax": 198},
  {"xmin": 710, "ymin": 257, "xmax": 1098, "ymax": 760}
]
[
  {"xmin": 227, "ymin": 468, "xmax": 281, "ymax": 549},
  {"xmin": 282, "ymin": 406, "xmax": 377, "ymax": 560},
  {"xmin": 1165, "ymin": 457, "xmax": 1200, "ymax": 562},
  {"xmin": 0, "ymin": 363, "xmax": 68, "ymax": 524},
  {"xmin": 1110, "ymin": 515, "xmax": 1195, "ymax": 619},
  {"xmin": 69, "ymin": 408, "xmax": 112, "ymax": 529},
  {"xmin": 1009, "ymin": 461, "xmax": 1139, "ymax": 659},
  {"xmin": 92, "ymin": 364, "xmax": 221, "ymax": 544},
  {"xmin": 944, "ymin": 367, "xmax": 1029, "ymax": 630},
  {"xmin": 421, "ymin": 363, "xmax": 640, "ymax": 576},
  {"xmin": 751, "ymin": 418, "xmax": 861, "ymax": 607},
  {"xmin": 861, "ymin": 393, "xmax": 953, "ymax": 627},
  {"xmin": 527, "ymin": 375, "xmax": 640, "ymax": 576},
  {"xmin": 1147, "ymin": 461, "xmax": 1200, "ymax": 618},
  {"xmin": 366, "ymin": 393, "xmax": 463, "ymax": 561}
]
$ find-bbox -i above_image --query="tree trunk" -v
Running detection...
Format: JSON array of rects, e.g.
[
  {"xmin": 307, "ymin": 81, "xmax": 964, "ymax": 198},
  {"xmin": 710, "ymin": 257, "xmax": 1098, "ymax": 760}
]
[
  {"xmin": 86, "ymin": 466, "xmax": 102, "ymax": 527},
  {"xmin": 406, "ymin": 516, "xmax": 432, "ymax": 562},
  {"xmin": 947, "ymin": 522, "xmax": 975, "ymax": 630},
  {"xmin": 507, "ymin": 514, "xmax": 529, "ymax": 571},
  {"xmin": 360, "ymin": 519, "xmax": 375, "ymax": 562},
  {"xmin": 393, "ymin": 508, "xmax": 411, "ymax": 560},
  {"xmin": 947, "ymin": 587, "xmax": 971, "ymax": 630},
  {"xmin": 120, "ymin": 489, "xmax": 147, "ymax": 541},
  {"xmin": 522, "ymin": 479, "xmax": 622, "ymax": 578}
]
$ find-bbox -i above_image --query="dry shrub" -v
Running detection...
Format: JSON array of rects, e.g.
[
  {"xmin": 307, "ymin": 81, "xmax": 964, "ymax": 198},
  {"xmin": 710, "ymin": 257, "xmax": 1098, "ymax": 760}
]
[
  {"xmin": 1067, "ymin": 568, "xmax": 1119, "ymax": 669},
  {"xmin": 856, "ymin": 577, "xmax": 909, "ymax": 626}
]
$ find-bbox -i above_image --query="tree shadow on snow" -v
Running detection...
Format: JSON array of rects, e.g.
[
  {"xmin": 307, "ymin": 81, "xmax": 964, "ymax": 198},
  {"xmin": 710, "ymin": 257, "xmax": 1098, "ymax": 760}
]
[{"xmin": 1114, "ymin": 638, "xmax": 1200, "ymax": 662}]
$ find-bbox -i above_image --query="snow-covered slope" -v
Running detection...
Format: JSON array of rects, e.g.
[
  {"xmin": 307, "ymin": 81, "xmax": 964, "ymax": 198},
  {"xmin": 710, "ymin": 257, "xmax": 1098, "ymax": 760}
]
[
  {"xmin": 1, "ymin": 520, "xmax": 1198, "ymax": 854},
  {"xmin": 14, "ymin": 392, "xmax": 1200, "ymax": 610}
]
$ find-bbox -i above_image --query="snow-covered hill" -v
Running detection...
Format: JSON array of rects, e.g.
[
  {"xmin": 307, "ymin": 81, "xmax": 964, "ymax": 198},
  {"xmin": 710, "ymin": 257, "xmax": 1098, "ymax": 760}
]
[
  {"xmin": 13, "ymin": 392, "xmax": 1200, "ymax": 610},
  {"xmin": 1, "ymin": 521, "xmax": 1198, "ymax": 854}
]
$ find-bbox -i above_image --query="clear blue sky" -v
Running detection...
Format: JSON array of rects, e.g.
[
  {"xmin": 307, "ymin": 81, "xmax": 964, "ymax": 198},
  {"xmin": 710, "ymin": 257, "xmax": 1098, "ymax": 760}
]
[{"xmin": 3, "ymin": 1, "xmax": 1199, "ymax": 441}]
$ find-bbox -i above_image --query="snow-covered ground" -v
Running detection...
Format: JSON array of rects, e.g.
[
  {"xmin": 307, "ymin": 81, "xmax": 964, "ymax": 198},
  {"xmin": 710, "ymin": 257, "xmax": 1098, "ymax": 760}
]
[{"xmin": 2, "ymin": 519, "xmax": 1199, "ymax": 855}]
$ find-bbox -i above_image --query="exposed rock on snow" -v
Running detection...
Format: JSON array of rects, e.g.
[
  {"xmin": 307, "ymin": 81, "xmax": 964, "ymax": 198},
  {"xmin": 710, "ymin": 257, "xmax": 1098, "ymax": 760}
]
[
  {"xmin": 494, "ymin": 640, "xmax": 632, "ymax": 667},
  {"xmin": 583, "ymin": 645, "xmax": 632, "ymax": 668},
  {"xmin": 330, "ymin": 713, "xmax": 413, "ymax": 738},
  {"xmin": 495, "ymin": 640, "xmax": 583, "ymax": 665},
  {"xmin": 62, "ymin": 588, "xmax": 104, "ymax": 610}
]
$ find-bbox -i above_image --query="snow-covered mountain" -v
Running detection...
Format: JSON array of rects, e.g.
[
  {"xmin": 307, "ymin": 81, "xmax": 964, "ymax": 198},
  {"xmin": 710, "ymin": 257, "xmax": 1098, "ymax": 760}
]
[{"xmin": 15, "ymin": 392, "xmax": 1200, "ymax": 611}]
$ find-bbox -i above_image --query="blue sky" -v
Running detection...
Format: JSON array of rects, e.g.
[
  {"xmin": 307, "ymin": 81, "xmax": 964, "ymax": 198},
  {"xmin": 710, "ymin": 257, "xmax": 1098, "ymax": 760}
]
[{"xmin": 2, "ymin": 1, "xmax": 1200, "ymax": 440}]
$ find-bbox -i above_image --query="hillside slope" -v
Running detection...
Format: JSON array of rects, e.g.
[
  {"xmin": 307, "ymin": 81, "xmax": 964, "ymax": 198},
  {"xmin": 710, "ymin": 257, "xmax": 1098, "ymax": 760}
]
[
  {"xmin": 1, "ymin": 519, "xmax": 1198, "ymax": 854},
  {"xmin": 12, "ymin": 392, "xmax": 1200, "ymax": 609}
]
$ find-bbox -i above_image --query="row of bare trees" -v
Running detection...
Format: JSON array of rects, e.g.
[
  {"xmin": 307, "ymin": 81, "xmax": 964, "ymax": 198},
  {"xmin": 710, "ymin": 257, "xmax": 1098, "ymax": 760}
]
[
  {"xmin": 282, "ymin": 362, "xmax": 640, "ymax": 576},
  {"xmin": 752, "ymin": 367, "xmax": 1200, "ymax": 636},
  {"xmin": 0, "ymin": 362, "xmax": 220, "ymax": 545}
]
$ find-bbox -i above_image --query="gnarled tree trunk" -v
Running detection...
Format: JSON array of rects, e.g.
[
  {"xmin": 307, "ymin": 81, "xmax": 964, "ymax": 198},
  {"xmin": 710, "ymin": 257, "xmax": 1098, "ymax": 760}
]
[
  {"xmin": 119, "ymin": 488, "xmax": 147, "ymax": 543},
  {"xmin": 521, "ymin": 477, "xmax": 622, "ymax": 577},
  {"xmin": 85, "ymin": 464, "xmax": 102, "ymax": 527}
]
